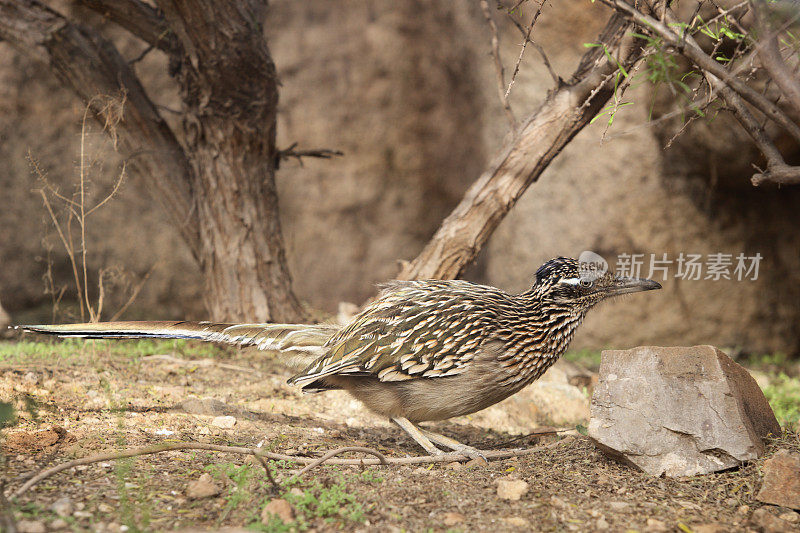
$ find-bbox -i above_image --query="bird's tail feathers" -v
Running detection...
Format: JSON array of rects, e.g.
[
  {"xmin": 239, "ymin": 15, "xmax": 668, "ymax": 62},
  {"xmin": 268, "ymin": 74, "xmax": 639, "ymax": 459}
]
[{"xmin": 16, "ymin": 321, "xmax": 337, "ymax": 368}]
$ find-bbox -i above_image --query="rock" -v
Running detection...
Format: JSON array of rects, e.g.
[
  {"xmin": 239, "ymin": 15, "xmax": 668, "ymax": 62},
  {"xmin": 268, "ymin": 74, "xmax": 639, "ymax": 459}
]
[
  {"xmin": 0, "ymin": 299, "xmax": 9, "ymax": 330},
  {"xmin": 779, "ymin": 511, "xmax": 799, "ymax": 524},
  {"xmin": 465, "ymin": 456, "xmax": 488, "ymax": 468},
  {"xmin": 211, "ymin": 415, "xmax": 237, "ymax": 429},
  {"xmin": 646, "ymin": 518, "xmax": 668, "ymax": 531},
  {"xmin": 595, "ymin": 518, "xmax": 610, "ymax": 530},
  {"xmin": 442, "ymin": 512, "xmax": 465, "ymax": 525},
  {"xmin": 526, "ymin": 381, "xmax": 590, "ymax": 425},
  {"xmin": 757, "ymin": 450, "xmax": 800, "ymax": 510},
  {"xmin": 497, "ymin": 478, "xmax": 529, "ymax": 501},
  {"xmin": 750, "ymin": 507, "xmax": 792, "ymax": 533},
  {"xmin": 588, "ymin": 346, "xmax": 781, "ymax": 477},
  {"xmin": 50, "ymin": 518, "xmax": 69, "ymax": 530},
  {"xmin": 186, "ymin": 473, "xmax": 221, "ymax": 499},
  {"xmin": 51, "ymin": 496, "xmax": 74, "ymax": 517},
  {"xmin": 693, "ymin": 524, "xmax": 727, "ymax": 533},
  {"xmin": 503, "ymin": 517, "xmax": 530, "ymax": 528},
  {"xmin": 17, "ymin": 520, "xmax": 46, "ymax": 533},
  {"xmin": 261, "ymin": 498, "xmax": 295, "ymax": 523},
  {"xmin": 607, "ymin": 501, "xmax": 629, "ymax": 511}
]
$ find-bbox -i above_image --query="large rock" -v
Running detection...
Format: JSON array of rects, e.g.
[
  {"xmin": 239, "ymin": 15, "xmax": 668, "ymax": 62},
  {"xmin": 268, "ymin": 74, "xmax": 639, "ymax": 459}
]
[
  {"xmin": 588, "ymin": 345, "xmax": 781, "ymax": 477},
  {"xmin": 757, "ymin": 450, "xmax": 800, "ymax": 510}
]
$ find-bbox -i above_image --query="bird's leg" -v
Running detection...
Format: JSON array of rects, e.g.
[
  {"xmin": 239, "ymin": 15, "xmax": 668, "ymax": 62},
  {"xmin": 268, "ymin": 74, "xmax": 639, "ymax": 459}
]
[
  {"xmin": 419, "ymin": 428, "xmax": 488, "ymax": 462},
  {"xmin": 391, "ymin": 417, "xmax": 445, "ymax": 456}
]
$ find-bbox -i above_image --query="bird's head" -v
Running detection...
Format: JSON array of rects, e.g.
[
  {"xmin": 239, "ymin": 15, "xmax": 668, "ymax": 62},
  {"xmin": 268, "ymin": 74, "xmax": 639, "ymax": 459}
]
[{"xmin": 530, "ymin": 256, "xmax": 661, "ymax": 310}]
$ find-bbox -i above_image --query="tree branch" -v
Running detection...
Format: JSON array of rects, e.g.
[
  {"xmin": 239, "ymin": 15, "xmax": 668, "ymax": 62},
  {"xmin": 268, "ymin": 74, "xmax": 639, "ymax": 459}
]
[
  {"xmin": 751, "ymin": 0, "xmax": 800, "ymax": 117},
  {"xmin": 597, "ymin": 0, "xmax": 800, "ymax": 145},
  {"xmin": 0, "ymin": 0, "xmax": 200, "ymax": 255},
  {"xmin": 480, "ymin": 0, "xmax": 516, "ymax": 127},
  {"xmin": 73, "ymin": 0, "xmax": 179, "ymax": 54},
  {"xmin": 399, "ymin": 11, "xmax": 642, "ymax": 280}
]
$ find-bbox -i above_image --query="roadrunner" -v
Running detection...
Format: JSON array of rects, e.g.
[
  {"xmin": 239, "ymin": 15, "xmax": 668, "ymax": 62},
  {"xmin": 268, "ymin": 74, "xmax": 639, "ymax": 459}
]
[{"xmin": 20, "ymin": 257, "xmax": 660, "ymax": 458}]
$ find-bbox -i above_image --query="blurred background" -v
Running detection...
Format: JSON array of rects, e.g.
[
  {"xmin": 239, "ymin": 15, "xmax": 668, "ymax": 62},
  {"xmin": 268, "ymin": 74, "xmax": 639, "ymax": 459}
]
[{"xmin": 1, "ymin": 0, "xmax": 799, "ymax": 356}]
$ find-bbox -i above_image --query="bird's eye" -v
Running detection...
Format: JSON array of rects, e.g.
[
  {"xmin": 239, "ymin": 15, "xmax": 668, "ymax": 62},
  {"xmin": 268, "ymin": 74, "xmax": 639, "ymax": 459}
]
[{"xmin": 579, "ymin": 279, "xmax": 593, "ymax": 288}]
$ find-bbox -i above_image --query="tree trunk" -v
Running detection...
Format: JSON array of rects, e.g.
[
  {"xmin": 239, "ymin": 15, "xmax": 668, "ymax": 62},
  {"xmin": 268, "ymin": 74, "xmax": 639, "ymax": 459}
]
[
  {"xmin": 0, "ymin": 0, "xmax": 305, "ymax": 322},
  {"xmin": 156, "ymin": 1, "xmax": 304, "ymax": 322}
]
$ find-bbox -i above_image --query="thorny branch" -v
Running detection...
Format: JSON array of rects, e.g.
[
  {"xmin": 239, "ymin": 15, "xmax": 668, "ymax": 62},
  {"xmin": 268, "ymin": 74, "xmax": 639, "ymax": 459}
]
[
  {"xmin": 480, "ymin": 0, "xmax": 516, "ymax": 127},
  {"xmin": 504, "ymin": 1, "xmax": 561, "ymax": 86},
  {"xmin": 596, "ymin": 0, "xmax": 800, "ymax": 186},
  {"xmin": 8, "ymin": 440, "xmax": 563, "ymax": 499}
]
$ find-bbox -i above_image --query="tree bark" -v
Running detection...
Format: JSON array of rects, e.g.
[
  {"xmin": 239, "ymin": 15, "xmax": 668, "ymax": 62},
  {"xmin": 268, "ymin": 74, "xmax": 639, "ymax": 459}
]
[
  {"xmin": 399, "ymin": 13, "xmax": 641, "ymax": 280},
  {"xmin": 0, "ymin": 0, "xmax": 304, "ymax": 322}
]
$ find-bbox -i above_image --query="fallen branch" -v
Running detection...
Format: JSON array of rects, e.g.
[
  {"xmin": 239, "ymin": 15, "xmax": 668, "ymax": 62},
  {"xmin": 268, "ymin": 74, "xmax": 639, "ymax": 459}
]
[{"xmin": 9, "ymin": 440, "xmax": 560, "ymax": 499}]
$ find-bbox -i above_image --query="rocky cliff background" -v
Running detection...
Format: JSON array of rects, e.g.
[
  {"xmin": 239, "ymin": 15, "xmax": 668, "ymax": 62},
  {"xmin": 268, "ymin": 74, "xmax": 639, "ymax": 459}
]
[{"xmin": 1, "ymin": 0, "xmax": 798, "ymax": 355}]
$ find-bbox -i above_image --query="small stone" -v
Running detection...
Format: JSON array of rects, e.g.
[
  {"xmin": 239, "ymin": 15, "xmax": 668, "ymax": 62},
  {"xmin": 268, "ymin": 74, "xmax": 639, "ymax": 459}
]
[
  {"xmin": 497, "ymin": 478, "xmax": 529, "ymax": 501},
  {"xmin": 465, "ymin": 456, "xmax": 488, "ymax": 467},
  {"xmin": 608, "ymin": 501, "xmax": 629, "ymax": 511},
  {"xmin": 779, "ymin": 511, "xmax": 799, "ymax": 523},
  {"xmin": 443, "ymin": 512, "xmax": 465, "ymax": 525},
  {"xmin": 549, "ymin": 495, "xmax": 567, "ymax": 509},
  {"xmin": 738, "ymin": 505, "xmax": 750, "ymax": 514},
  {"xmin": 693, "ymin": 524, "xmax": 727, "ymax": 533},
  {"xmin": 757, "ymin": 450, "xmax": 800, "ymax": 510},
  {"xmin": 261, "ymin": 498, "xmax": 295, "ymax": 523},
  {"xmin": 289, "ymin": 487, "xmax": 304, "ymax": 497},
  {"xmin": 51, "ymin": 496, "xmax": 74, "ymax": 517},
  {"xmin": 211, "ymin": 415, "xmax": 236, "ymax": 429},
  {"xmin": 446, "ymin": 461, "xmax": 463, "ymax": 471},
  {"xmin": 646, "ymin": 518, "xmax": 667, "ymax": 531},
  {"xmin": 98, "ymin": 502, "xmax": 113, "ymax": 513},
  {"xmin": 186, "ymin": 472, "xmax": 221, "ymax": 499},
  {"xmin": 17, "ymin": 520, "xmax": 46, "ymax": 533},
  {"xmin": 595, "ymin": 518, "xmax": 610, "ymax": 530},
  {"xmin": 73, "ymin": 511, "xmax": 93, "ymax": 519},
  {"xmin": 725, "ymin": 497, "xmax": 738, "ymax": 507},
  {"xmin": 50, "ymin": 518, "xmax": 68, "ymax": 530},
  {"xmin": 750, "ymin": 507, "xmax": 789, "ymax": 533},
  {"xmin": 503, "ymin": 517, "xmax": 530, "ymax": 528}
]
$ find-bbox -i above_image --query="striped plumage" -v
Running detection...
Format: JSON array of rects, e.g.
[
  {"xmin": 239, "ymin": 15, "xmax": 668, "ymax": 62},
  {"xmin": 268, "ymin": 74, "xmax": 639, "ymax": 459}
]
[{"xmin": 19, "ymin": 257, "xmax": 660, "ymax": 457}]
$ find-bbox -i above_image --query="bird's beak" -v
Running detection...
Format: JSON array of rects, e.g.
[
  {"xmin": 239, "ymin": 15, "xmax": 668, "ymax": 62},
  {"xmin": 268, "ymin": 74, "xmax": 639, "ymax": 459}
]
[{"xmin": 607, "ymin": 277, "xmax": 662, "ymax": 297}]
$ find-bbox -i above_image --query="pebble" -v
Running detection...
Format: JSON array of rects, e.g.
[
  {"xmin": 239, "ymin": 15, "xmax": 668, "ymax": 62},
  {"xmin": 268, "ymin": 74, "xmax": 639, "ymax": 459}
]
[
  {"xmin": 503, "ymin": 516, "xmax": 530, "ymax": 528},
  {"xmin": 186, "ymin": 472, "xmax": 221, "ymax": 499},
  {"xmin": 779, "ymin": 511, "xmax": 799, "ymax": 523},
  {"xmin": 608, "ymin": 501, "xmax": 629, "ymax": 511},
  {"xmin": 443, "ymin": 512, "xmax": 465, "ymax": 525},
  {"xmin": 465, "ymin": 456, "xmax": 488, "ymax": 468},
  {"xmin": 17, "ymin": 520, "xmax": 46, "ymax": 533},
  {"xmin": 646, "ymin": 518, "xmax": 668, "ymax": 531},
  {"xmin": 211, "ymin": 415, "xmax": 236, "ymax": 429},
  {"xmin": 74, "ymin": 511, "xmax": 93, "ymax": 519},
  {"xmin": 595, "ymin": 517, "xmax": 610, "ymax": 530},
  {"xmin": 51, "ymin": 496, "xmax": 74, "ymax": 517},
  {"xmin": 98, "ymin": 502, "xmax": 113, "ymax": 513},
  {"xmin": 497, "ymin": 478, "xmax": 529, "ymax": 501},
  {"xmin": 261, "ymin": 498, "xmax": 295, "ymax": 523},
  {"xmin": 50, "ymin": 518, "xmax": 68, "ymax": 530}
]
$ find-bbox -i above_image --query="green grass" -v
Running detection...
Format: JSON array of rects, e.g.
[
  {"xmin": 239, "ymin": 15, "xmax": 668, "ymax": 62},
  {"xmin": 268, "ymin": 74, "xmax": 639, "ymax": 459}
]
[
  {"xmin": 763, "ymin": 373, "xmax": 800, "ymax": 431},
  {"xmin": 563, "ymin": 349, "xmax": 602, "ymax": 370},
  {"xmin": 0, "ymin": 338, "xmax": 221, "ymax": 365}
]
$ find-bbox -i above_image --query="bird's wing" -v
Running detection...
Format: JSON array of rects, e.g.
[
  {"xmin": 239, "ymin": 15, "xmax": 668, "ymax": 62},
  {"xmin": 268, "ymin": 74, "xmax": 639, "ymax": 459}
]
[
  {"xmin": 17, "ymin": 321, "xmax": 337, "ymax": 358},
  {"xmin": 288, "ymin": 280, "xmax": 500, "ymax": 387}
]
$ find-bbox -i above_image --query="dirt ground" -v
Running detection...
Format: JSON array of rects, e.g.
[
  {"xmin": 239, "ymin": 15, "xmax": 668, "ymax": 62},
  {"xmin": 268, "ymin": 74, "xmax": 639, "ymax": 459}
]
[{"xmin": 1, "ymin": 339, "xmax": 799, "ymax": 532}]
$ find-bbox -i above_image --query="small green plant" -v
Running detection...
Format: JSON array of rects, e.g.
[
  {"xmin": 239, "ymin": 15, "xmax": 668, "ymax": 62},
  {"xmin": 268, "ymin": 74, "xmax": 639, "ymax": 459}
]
[{"xmin": 764, "ymin": 373, "xmax": 800, "ymax": 431}]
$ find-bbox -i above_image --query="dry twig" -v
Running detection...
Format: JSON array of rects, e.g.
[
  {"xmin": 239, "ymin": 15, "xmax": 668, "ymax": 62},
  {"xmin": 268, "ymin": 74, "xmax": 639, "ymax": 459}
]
[
  {"xmin": 9, "ymin": 440, "xmax": 558, "ymax": 499},
  {"xmin": 481, "ymin": 0, "xmax": 516, "ymax": 127},
  {"xmin": 275, "ymin": 143, "xmax": 343, "ymax": 168}
]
